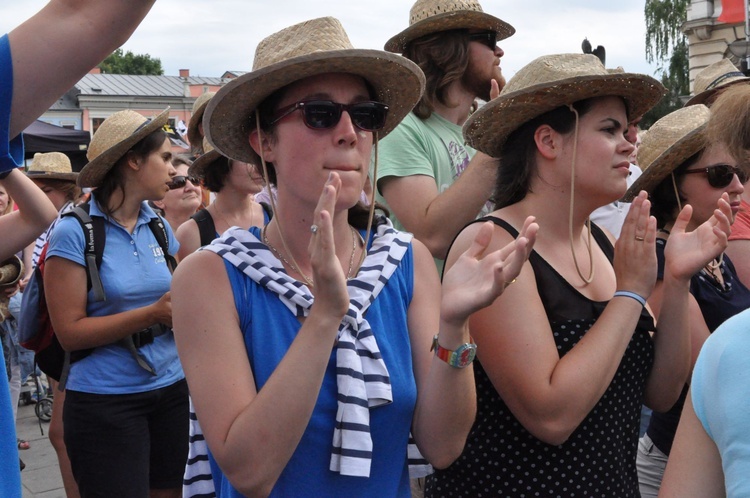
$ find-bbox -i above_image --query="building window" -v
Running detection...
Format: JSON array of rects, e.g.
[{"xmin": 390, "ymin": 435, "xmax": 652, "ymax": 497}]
[{"xmin": 91, "ymin": 117, "xmax": 105, "ymax": 135}]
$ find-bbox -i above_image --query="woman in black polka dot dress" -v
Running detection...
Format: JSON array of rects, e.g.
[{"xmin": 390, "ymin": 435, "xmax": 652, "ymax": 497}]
[{"xmin": 425, "ymin": 54, "xmax": 733, "ymax": 497}]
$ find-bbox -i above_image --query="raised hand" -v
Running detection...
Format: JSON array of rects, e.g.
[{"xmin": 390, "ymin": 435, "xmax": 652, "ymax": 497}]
[
  {"xmin": 308, "ymin": 172, "xmax": 350, "ymax": 318},
  {"xmin": 614, "ymin": 191, "xmax": 658, "ymax": 300},
  {"xmin": 664, "ymin": 193, "xmax": 731, "ymax": 281},
  {"xmin": 441, "ymin": 216, "xmax": 538, "ymax": 327}
]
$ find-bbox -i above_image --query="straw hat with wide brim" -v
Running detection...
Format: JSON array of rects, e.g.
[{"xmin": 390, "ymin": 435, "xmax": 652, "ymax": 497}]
[
  {"xmin": 78, "ymin": 108, "xmax": 170, "ymax": 188},
  {"xmin": 205, "ymin": 16, "xmax": 425, "ymax": 164},
  {"xmin": 685, "ymin": 58, "xmax": 750, "ymax": 107},
  {"xmin": 26, "ymin": 152, "xmax": 77, "ymax": 182},
  {"xmin": 384, "ymin": 0, "xmax": 514, "ymax": 53},
  {"xmin": 463, "ymin": 53, "xmax": 666, "ymax": 158},
  {"xmin": 187, "ymin": 92, "xmax": 216, "ymax": 151},
  {"xmin": 621, "ymin": 105, "xmax": 710, "ymax": 202},
  {"xmin": 188, "ymin": 138, "xmax": 223, "ymax": 179}
]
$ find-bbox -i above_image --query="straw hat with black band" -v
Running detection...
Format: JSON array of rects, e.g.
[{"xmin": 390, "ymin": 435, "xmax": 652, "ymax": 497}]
[
  {"xmin": 188, "ymin": 92, "xmax": 215, "ymax": 154},
  {"xmin": 384, "ymin": 0, "xmax": 514, "ymax": 54},
  {"xmin": 204, "ymin": 16, "xmax": 425, "ymax": 164},
  {"xmin": 621, "ymin": 105, "xmax": 710, "ymax": 202},
  {"xmin": 78, "ymin": 108, "xmax": 170, "ymax": 188},
  {"xmin": 463, "ymin": 53, "xmax": 666, "ymax": 159},
  {"xmin": 26, "ymin": 152, "xmax": 78, "ymax": 182},
  {"xmin": 685, "ymin": 58, "xmax": 750, "ymax": 107}
]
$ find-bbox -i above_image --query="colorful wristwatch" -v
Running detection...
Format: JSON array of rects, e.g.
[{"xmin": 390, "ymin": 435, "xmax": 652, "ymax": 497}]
[{"xmin": 431, "ymin": 334, "xmax": 477, "ymax": 368}]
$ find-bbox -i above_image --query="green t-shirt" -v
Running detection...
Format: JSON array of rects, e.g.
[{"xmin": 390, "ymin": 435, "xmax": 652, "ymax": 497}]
[{"xmin": 375, "ymin": 112, "xmax": 478, "ymax": 273}]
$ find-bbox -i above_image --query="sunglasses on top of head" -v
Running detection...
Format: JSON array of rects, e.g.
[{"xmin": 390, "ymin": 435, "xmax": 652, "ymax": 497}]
[
  {"xmin": 468, "ymin": 31, "xmax": 497, "ymax": 50},
  {"xmin": 679, "ymin": 164, "xmax": 749, "ymax": 189},
  {"xmin": 167, "ymin": 175, "xmax": 201, "ymax": 190},
  {"xmin": 269, "ymin": 100, "xmax": 389, "ymax": 131}
]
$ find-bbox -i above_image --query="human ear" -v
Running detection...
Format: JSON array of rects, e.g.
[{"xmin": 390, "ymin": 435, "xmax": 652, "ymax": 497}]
[
  {"xmin": 534, "ymin": 124, "xmax": 560, "ymax": 160},
  {"xmin": 249, "ymin": 129, "xmax": 276, "ymax": 163}
]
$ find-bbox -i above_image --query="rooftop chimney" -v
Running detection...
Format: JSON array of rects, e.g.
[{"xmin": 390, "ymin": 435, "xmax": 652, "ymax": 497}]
[
  {"xmin": 179, "ymin": 69, "xmax": 190, "ymax": 78},
  {"xmin": 89, "ymin": 67, "xmax": 102, "ymax": 74}
]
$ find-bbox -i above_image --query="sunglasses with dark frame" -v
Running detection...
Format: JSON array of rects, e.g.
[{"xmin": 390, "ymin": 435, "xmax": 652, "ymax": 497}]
[
  {"xmin": 468, "ymin": 31, "xmax": 497, "ymax": 50},
  {"xmin": 678, "ymin": 164, "xmax": 749, "ymax": 189},
  {"xmin": 167, "ymin": 175, "xmax": 201, "ymax": 190},
  {"xmin": 269, "ymin": 100, "xmax": 390, "ymax": 131}
]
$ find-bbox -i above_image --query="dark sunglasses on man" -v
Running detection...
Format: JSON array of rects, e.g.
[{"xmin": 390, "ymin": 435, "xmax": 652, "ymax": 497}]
[
  {"xmin": 270, "ymin": 100, "xmax": 389, "ymax": 131},
  {"xmin": 167, "ymin": 175, "xmax": 201, "ymax": 190},
  {"xmin": 679, "ymin": 164, "xmax": 749, "ymax": 189},
  {"xmin": 468, "ymin": 31, "xmax": 497, "ymax": 51}
]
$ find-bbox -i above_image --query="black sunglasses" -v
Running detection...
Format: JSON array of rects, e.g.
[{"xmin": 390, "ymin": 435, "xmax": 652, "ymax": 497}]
[
  {"xmin": 468, "ymin": 31, "xmax": 497, "ymax": 50},
  {"xmin": 679, "ymin": 164, "xmax": 749, "ymax": 189},
  {"xmin": 269, "ymin": 100, "xmax": 389, "ymax": 131},
  {"xmin": 167, "ymin": 175, "xmax": 201, "ymax": 190}
]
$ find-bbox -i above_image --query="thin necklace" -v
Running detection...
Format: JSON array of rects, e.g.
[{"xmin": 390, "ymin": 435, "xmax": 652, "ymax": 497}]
[{"xmin": 262, "ymin": 225, "xmax": 362, "ymax": 287}]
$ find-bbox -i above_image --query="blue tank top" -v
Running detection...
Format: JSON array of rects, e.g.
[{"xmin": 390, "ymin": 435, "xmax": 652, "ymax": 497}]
[{"xmin": 211, "ymin": 227, "xmax": 416, "ymax": 497}]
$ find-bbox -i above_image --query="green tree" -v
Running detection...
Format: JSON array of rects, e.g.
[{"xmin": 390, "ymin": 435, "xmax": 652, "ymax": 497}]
[
  {"xmin": 99, "ymin": 48, "xmax": 163, "ymax": 75},
  {"xmin": 642, "ymin": 0, "xmax": 690, "ymax": 127}
]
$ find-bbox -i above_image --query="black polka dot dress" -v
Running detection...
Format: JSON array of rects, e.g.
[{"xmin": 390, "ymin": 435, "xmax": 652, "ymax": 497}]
[{"xmin": 426, "ymin": 217, "xmax": 655, "ymax": 497}]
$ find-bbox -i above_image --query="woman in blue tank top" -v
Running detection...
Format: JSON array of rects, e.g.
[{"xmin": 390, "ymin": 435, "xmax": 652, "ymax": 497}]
[{"xmin": 171, "ymin": 17, "xmax": 538, "ymax": 498}]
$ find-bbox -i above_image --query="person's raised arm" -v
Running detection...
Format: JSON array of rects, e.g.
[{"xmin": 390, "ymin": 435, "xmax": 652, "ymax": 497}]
[
  {"xmin": 0, "ymin": 170, "xmax": 56, "ymax": 260},
  {"xmin": 7, "ymin": 0, "xmax": 156, "ymax": 137},
  {"xmin": 644, "ymin": 198, "xmax": 731, "ymax": 411}
]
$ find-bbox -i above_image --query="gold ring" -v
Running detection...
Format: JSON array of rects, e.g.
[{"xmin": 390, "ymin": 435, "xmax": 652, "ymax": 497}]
[
  {"xmin": 505, "ymin": 278, "xmax": 517, "ymax": 286},
  {"xmin": 635, "ymin": 235, "xmax": 645, "ymax": 242}
]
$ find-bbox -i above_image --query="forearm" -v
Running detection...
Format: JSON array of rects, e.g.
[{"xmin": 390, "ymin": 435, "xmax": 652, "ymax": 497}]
[
  {"xmin": 644, "ymin": 274, "xmax": 691, "ymax": 411},
  {"xmin": 412, "ymin": 321, "xmax": 476, "ymax": 468},
  {"xmin": 54, "ymin": 302, "xmax": 165, "ymax": 351},
  {"xmin": 0, "ymin": 171, "xmax": 56, "ymax": 259},
  {"xmin": 385, "ymin": 153, "xmax": 497, "ymax": 259},
  {"xmin": 212, "ymin": 311, "xmax": 342, "ymax": 495},
  {"xmin": 8, "ymin": 0, "xmax": 157, "ymax": 137},
  {"xmin": 514, "ymin": 299, "xmax": 644, "ymax": 444}
]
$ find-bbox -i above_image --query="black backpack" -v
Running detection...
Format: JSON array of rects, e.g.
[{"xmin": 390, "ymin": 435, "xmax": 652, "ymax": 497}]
[{"xmin": 19, "ymin": 203, "xmax": 176, "ymax": 388}]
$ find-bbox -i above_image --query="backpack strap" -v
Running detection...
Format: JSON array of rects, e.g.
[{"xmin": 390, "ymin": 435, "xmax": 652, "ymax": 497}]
[
  {"xmin": 63, "ymin": 204, "xmax": 106, "ymax": 302},
  {"xmin": 190, "ymin": 208, "xmax": 217, "ymax": 247},
  {"xmin": 147, "ymin": 215, "xmax": 177, "ymax": 273}
]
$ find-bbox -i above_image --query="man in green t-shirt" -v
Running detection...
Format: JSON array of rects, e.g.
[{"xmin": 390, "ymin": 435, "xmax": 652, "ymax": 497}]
[{"xmin": 376, "ymin": 0, "xmax": 515, "ymax": 271}]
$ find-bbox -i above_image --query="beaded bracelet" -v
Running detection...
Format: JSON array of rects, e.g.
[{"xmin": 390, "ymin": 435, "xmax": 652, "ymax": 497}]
[{"xmin": 613, "ymin": 290, "xmax": 647, "ymax": 307}]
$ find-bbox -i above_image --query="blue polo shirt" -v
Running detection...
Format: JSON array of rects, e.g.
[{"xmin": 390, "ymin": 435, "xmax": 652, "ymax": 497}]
[{"xmin": 46, "ymin": 195, "xmax": 184, "ymax": 394}]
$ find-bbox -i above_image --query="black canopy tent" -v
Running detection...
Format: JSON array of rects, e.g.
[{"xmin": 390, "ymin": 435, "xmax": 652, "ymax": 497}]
[{"xmin": 23, "ymin": 120, "xmax": 91, "ymax": 171}]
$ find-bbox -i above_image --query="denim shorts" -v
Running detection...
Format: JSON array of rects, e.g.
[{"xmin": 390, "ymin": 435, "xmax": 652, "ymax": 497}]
[{"xmin": 64, "ymin": 379, "xmax": 189, "ymax": 497}]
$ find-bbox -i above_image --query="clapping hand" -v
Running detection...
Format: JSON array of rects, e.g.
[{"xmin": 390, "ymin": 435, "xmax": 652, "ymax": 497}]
[
  {"xmin": 664, "ymin": 193, "xmax": 732, "ymax": 281},
  {"xmin": 440, "ymin": 216, "xmax": 538, "ymax": 328}
]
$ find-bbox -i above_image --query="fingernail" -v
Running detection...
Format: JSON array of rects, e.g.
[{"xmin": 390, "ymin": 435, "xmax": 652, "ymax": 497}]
[{"xmin": 327, "ymin": 172, "xmax": 333, "ymax": 184}]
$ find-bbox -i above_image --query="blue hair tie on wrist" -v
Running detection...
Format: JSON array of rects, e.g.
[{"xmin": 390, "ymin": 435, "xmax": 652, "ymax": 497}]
[{"xmin": 613, "ymin": 290, "xmax": 647, "ymax": 307}]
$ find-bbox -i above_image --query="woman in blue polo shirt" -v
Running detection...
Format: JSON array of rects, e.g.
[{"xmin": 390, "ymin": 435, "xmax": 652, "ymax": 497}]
[{"xmin": 45, "ymin": 109, "xmax": 187, "ymax": 497}]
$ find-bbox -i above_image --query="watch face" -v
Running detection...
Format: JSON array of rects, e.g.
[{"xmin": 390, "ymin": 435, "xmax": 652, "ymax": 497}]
[{"xmin": 455, "ymin": 343, "xmax": 477, "ymax": 368}]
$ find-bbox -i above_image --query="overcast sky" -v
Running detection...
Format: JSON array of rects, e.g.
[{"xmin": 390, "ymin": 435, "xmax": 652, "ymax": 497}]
[{"xmin": 1, "ymin": 0, "xmax": 661, "ymax": 80}]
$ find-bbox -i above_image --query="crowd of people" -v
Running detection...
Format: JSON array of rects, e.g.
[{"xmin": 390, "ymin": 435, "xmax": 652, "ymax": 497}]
[{"xmin": 2, "ymin": 0, "xmax": 750, "ymax": 497}]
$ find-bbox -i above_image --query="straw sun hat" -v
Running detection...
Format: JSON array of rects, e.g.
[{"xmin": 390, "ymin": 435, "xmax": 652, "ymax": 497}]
[
  {"xmin": 187, "ymin": 92, "xmax": 216, "ymax": 151},
  {"xmin": 26, "ymin": 152, "xmax": 77, "ymax": 182},
  {"xmin": 384, "ymin": 0, "xmax": 515, "ymax": 53},
  {"xmin": 78, "ymin": 108, "xmax": 170, "ymax": 188},
  {"xmin": 204, "ymin": 16, "xmax": 425, "ymax": 164},
  {"xmin": 463, "ymin": 53, "xmax": 666, "ymax": 158},
  {"xmin": 621, "ymin": 104, "xmax": 710, "ymax": 202},
  {"xmin": 187, "ymin": 138, "xmax": 222, "ymax": 179},
  {"xmin": 685, "ymin": 58, "xmax": 750, "ymax": 107}
]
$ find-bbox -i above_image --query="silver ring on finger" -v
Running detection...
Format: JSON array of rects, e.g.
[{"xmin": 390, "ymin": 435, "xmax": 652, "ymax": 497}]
[
  {"xmin": 635, "ymin": 235, "xmax": 645, "ymax": 242},
  {"xmin": 310, "ymin": 224, "xmax": 319, "ymax": 234}
]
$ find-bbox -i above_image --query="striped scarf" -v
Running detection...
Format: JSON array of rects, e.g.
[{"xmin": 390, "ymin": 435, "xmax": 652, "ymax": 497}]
[{"xmin": 204, "ymin": 218, "xmax": 432, "ymax": 479}]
